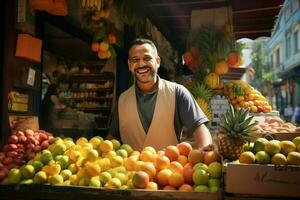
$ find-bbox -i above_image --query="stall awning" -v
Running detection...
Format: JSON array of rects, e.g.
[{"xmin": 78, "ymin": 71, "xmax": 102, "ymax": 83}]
[{"xmin": 142, "ymin": 0, "xmax": 284, "ymax": 51}]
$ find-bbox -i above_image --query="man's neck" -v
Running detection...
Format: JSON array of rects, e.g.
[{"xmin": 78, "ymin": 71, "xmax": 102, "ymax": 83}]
[{"xmin": 137, "ymin": 77, "xmax": 159, "ymax": 93}]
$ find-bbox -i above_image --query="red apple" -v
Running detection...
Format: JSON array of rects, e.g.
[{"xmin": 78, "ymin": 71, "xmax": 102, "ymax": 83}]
[
  {"xmin": 41, "ymin": 140, "xmax": 49, "ymax": 150},
  {"xmin": 48, "ymin": 136, "xmax": 55, "ymax": 144},
  {"xmin": 8, "ymin": 144, "xmax": 18, "ymax": 151},
  {"xmin": 14, "ymin": 157, "xmax": 24, "ymax": 165},
  {"xmin": 0, "ymin": 167, "xmax": 9, "ymax": 181},
  {"xmin": 0, "ymin": 162, "xmax": 4, "ymax": 168},
  {"xmin": 8, "ymin": 135, "xmax": 18, "ymax": 144},
  {"xmin": 25, "ymin": 129, "xmax": 34, "ymax": 137},
  {"xmin": 0, "ymin": 152, "xmax": 5, "ymax": 161},
  {"xmin": 16, "ymin": 130, "xmax": 25, "ymax": 137},
  {"xmin": 7, "ymin": 151, "xmax": 18, "ymax": 158},
  {"xmin": 33, "ymin": 145, "xmax": 41, "ymax": 153},
  {"xmin": 3, "ymin": 157, "xmax": 13, "ymax": 165},
  {"xmin": 19, "ymin": 135, "xmax": 27, "ymax": 144},
  {"xmin": 38, "ymin": 133, "xmax": 48, "ymax": 143}
]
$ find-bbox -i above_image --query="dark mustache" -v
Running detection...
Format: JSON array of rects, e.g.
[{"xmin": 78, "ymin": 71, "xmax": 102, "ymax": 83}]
[{"xmin": 134, "ymin": 66, "xmax": 150, "ymax": 72}]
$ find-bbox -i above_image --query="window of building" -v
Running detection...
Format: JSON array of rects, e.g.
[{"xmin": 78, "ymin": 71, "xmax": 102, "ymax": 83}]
[
  {"xmin": 276, "ymin": 48, "xmax": 280, "ymax": 68},
  {"xmin": 292, "ymin": 0, "xmax": 299, "ymax": 12},
  {"xmin": 285, "ymin": 3, "xmax": 292, "ymax": 20},
  {"xmin": 294, "ymin": 30, "xmax": 299, "ymax": 53},
  {"xmin": 286, "ymin": 36, "xmax": 291, "ymax": 59},
  {"xmin": 270, "ymin": 54, "xmax": 274, "ymax": 69}
]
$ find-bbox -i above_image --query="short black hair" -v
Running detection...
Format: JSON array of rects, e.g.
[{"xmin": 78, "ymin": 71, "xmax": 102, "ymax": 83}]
[{"xmin": 128, "ymin": 38, "xmax": 158, "ymax": 55}]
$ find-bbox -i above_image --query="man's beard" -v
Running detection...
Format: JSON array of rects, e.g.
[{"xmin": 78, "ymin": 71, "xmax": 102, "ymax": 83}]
[{"xmin": 133, "ymin": 66, "xmax": 157, "ymax": 84}]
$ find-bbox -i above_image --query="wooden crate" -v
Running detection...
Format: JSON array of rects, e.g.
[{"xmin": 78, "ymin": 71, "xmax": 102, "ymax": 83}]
[{"xmin": 0, "ymin": 185, "xmax": 223, "ymax": 200}]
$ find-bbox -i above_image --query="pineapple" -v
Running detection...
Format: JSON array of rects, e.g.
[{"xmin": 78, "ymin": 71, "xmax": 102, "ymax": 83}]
[{"xmin": 217, "ymin": 105, "xmax": 257, "ymax": 161}]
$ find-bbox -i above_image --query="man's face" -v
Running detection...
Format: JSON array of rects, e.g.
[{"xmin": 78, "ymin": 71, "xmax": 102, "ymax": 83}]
[{"xmin": 128, "ymin": 43, "xmax": 160, "ymax": 84}]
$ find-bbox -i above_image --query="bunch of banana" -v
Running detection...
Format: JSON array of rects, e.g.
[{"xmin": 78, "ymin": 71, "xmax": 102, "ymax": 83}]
[{"xmin": 82, "ymin": 0, "xmax": 102, "ymax": 11}]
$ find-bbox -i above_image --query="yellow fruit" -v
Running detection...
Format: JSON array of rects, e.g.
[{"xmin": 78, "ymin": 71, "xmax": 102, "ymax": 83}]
[
  {"xmin": 89, "ymin": 137, "xmax": 102, "ymax": 149},
  {"xmin": 264, "ymin": 140, "xmax": 281, "ymax": 156},
  {"xmin": 76, "ymin": 137, "xmax": 88, "ymax": 146},
  {"xmin": 99, "ymin": 41, "xmax": 109, "ymax": 51},
  {"xmin": 99, "ymin": 140, "xmax": 114, "ymax": 153},
  {"xmin": 287, "ymin": 152, "xmax": 300, "ymax": 165},
  {"xmin": 203, "ymin": 72, "xmax": 220, "ymax": 89},
  {"xmin": 280, "ymin": 140, "xmax": 296, "ymax": 155},
  {"xmin": 48, "ymin": 174, "xmax": 64, "ymax": 185},
  {"xmin": 111, "ymin": 139, "xmax": 121, "ymax": 150},
  {"xmin": 239, "ymin": 151, "xmax": 255, "ymax": 164},
  {"xmin": 271, "ymin": 153, "xmax": 287, "ymax": 165},
  {"xmin": 85, "ymin": 162, "xmax": 101, "ymax": 177}
]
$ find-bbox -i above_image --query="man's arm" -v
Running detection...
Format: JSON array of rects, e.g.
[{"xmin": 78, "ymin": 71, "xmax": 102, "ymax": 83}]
[{"xmin": 193, "ymin": 124, "xmax": 213, "ymax": 149}]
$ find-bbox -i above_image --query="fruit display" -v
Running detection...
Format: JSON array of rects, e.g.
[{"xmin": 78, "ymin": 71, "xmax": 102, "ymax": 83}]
[
  {"xmin": 216, "ymin": 105, "xmax": 258, "ymax": 161},
  {"xmin": 191, "ymin": 83, "xmax": 213, "ymax": 121},
  {"xmin": 0, "ymin": 136, "xmax": 223, "ymax": 193},
  {"xmin": 0, "ymin": 129, "xmax": 54, "ymax": 181},
  {"xmin": 238, "ymin": 136, "xmax": 300, "ymax": 165},
  {"xmin": 225, "ymin": 80, "xmax": 272, "ymax": 113},
  {"xmin": 81, "ymin": 0, "xmax": 117, "ymax": 59},
  {"xmin": 252, "ymin": 116, "xmax": 300, "ymax": 134}
]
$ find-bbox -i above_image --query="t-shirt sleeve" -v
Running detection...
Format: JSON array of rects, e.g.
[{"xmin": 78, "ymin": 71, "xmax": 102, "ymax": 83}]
[
  {"xmin": 108, "ymin": 102, "xmax": 121, "ymax": 140},
  {"xmin": 176, "ymin": 84, "xmax": 208, "ymax": 134}
]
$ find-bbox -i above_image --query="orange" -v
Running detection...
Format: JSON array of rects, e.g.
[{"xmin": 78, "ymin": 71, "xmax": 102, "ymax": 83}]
[
  {"xmin": 182, "ymin": 163, "xmax": 193, "ymax": 184},
  {"xmin": 188, "ymin": 149, "xmax": 204, "ymax": 165},
  {"xmin": 146, "ymin": 181, "xmax": 158, "ymax": 190},
  {"xmin": 168, "ymin": 172, "xmax": 184, "ymax": 188},
  {"xmin": 162, "ymin": 185, "xmax": 176, "ymax": 190},
  {"xmin": 165, "ymin": 145, "xmax": 180, "ymax": 161},
  {"xmin": 177, "ymin": 155, "xmax": 188, "ymax": 166},
  {"xmin": 155, "ymin": 155, "xmax": 170, "ymax": 171},
  {"xmin": 140, "ymin": 150, "xmax": 156, "ymax": 162},
  {"xmin": 132, "ymin": 171, "xmax": 150, "ymax": 189},
  {"xmin": 139, "ymin": 162, "xmax": 157, "ymax": 180},
  {"xmin": 177, "ymin": 142, "xmax": 192, "ymax": 156},
  {"xmin": 156, "ymin": 168, "xmax": 172, "ymax": 187},
  {"xmin": 203, "ymin": 151, "xmax": 220, "ymax": 165},
  {"xmin": 168, "ymin": 161, "xmax": 183, "ymax": 174},
  {"xmin": 91, "ymin": 42, "xmax": 100, "ymax": 52},
  {"xmin": 178, "ymin": 183, "xmax": 193, "ymax": 192},
  {"xmin": 239, "ymin": 151, "xmax": 255, "ymax": 164}
]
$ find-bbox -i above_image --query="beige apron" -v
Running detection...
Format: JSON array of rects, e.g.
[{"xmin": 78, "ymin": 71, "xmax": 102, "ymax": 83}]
[{"xmin": 119, "ymin": 78, "xmax": 178, "ymax": 151}]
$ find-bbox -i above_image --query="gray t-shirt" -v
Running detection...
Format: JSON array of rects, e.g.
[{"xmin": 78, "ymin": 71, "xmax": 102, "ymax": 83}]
[{"xmin": 108, "ymin": 81, "xmax": 208, "ymax": 141}]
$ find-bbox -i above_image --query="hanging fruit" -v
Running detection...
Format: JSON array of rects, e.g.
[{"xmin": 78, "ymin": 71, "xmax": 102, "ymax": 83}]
[
  {"xmin": 215, "ymin": 60, "xmax": 229, "ymax": 75},
  {"xmin": 227, "ymin": 51, "xmax": 239, "ymax": 67},
  {"xmin": 203, "ymin": 72, "xmax": 220, "ymax": 89}
]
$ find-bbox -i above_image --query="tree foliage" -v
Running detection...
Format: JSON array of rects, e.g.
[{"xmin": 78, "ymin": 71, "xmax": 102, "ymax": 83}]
[{"xmin": 251, "ymin": 38, "xmax": 275, "ymax": 90}]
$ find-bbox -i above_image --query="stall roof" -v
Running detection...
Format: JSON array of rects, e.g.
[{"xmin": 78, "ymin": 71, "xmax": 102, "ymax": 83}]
[{"xmin": 142, "ymin": 0, "xmax": 285, "ymax": 51}]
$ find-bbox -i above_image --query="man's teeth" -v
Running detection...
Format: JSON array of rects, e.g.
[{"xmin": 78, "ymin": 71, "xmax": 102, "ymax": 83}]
[{"xmin": 136, "ymin": 68, "xmax": 149, "ymax": 73}]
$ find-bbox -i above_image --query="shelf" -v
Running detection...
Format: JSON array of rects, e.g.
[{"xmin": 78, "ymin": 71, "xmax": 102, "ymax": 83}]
[
  {"xmin": 62, "ymin": 88, "xmax": 113, "ymax": 92},
  {"xmin": 69, "ymin": 73, "xmax": 114, "ymax": 80},
  {"xmin": 220, "ymin": 67, "xmax": 246, "ymax": 80},
  {"xmin": 61, "ymin": 97, "xmax": 113, "ymax": 101},
  {"xmin": 76, "ymin": 107, "xmax": 112, "ymax": 111}
]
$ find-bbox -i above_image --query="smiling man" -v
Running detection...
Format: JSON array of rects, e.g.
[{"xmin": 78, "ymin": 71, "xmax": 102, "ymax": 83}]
[{"xmin": 107, "ymin": 38, "xmax": 212, "ymax": 151}]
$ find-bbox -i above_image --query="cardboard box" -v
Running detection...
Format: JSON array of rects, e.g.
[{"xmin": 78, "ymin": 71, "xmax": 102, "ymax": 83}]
[
  {"xmin": 225, "ymin": 163, "xmax": 300, "ymax": 198},
  {"xmin": 15, "ymin": 33, "xmax": 42, "ymax": 62}
]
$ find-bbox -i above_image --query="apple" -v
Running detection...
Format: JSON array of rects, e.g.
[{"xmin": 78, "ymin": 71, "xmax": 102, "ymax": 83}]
[
  {"xmin": 33, "ymin": 145, "xmax": 41, "ymax": 153},
  {"xmin": 38, "ymin": 133, "xmax": 48, "ymax": 143},
  {"xmin": 3, "ymin": 157, "xmax": 13, "ymax": 165},
  {"xmin": 16, "ymin": 130, "xmax": 25, "ymax": 137},
  {"xmin": 8, "ymin": 135, "xmax": 18, "ymax": 144},
  {"xmin": 19, "ymin": 135, "xmax": 27, "ymax": 144},
  {"xmin": 41, "ymin": 140, "xmax": 49, "ymax": 150},
  {"xmin": 7, "ymin": 151, "xmax": 18, "ymax": 158},
  {"xmin": 0, "ymin": 152, "xmax": 5, "ymax": 160},
  {"xmin": 27, "ymin": 136, "xmax": 36, "ymax": 144},
  {"xmin": 8, "ymin": 144, "xmax": 18, "ymax": 151},
  {"xmin": 25, "ymin": 129, "xmax": 34, "ymax": 137},
  {"xmin": 14, "ymin": 157, "xmax": 24, "ymax": 165}
]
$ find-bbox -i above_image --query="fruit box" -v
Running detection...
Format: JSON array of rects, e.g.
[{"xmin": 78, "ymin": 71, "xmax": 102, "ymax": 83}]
[
  {"xmin": 224, "ymin": 162, "xmax": 300, "ymax": 198},
  {"xmin": 251, "ymin": 132, "xmax": 300, "ymax": 142}
]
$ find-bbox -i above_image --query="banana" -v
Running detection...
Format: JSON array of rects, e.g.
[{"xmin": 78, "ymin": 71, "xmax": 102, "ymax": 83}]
[
  {"xmin": 97, "ymin": 0, "xmax": 102, "ymax": 11},
  {"xmin": 81, "ymin": 0, "xmax": 86, "ymax": 8}
]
